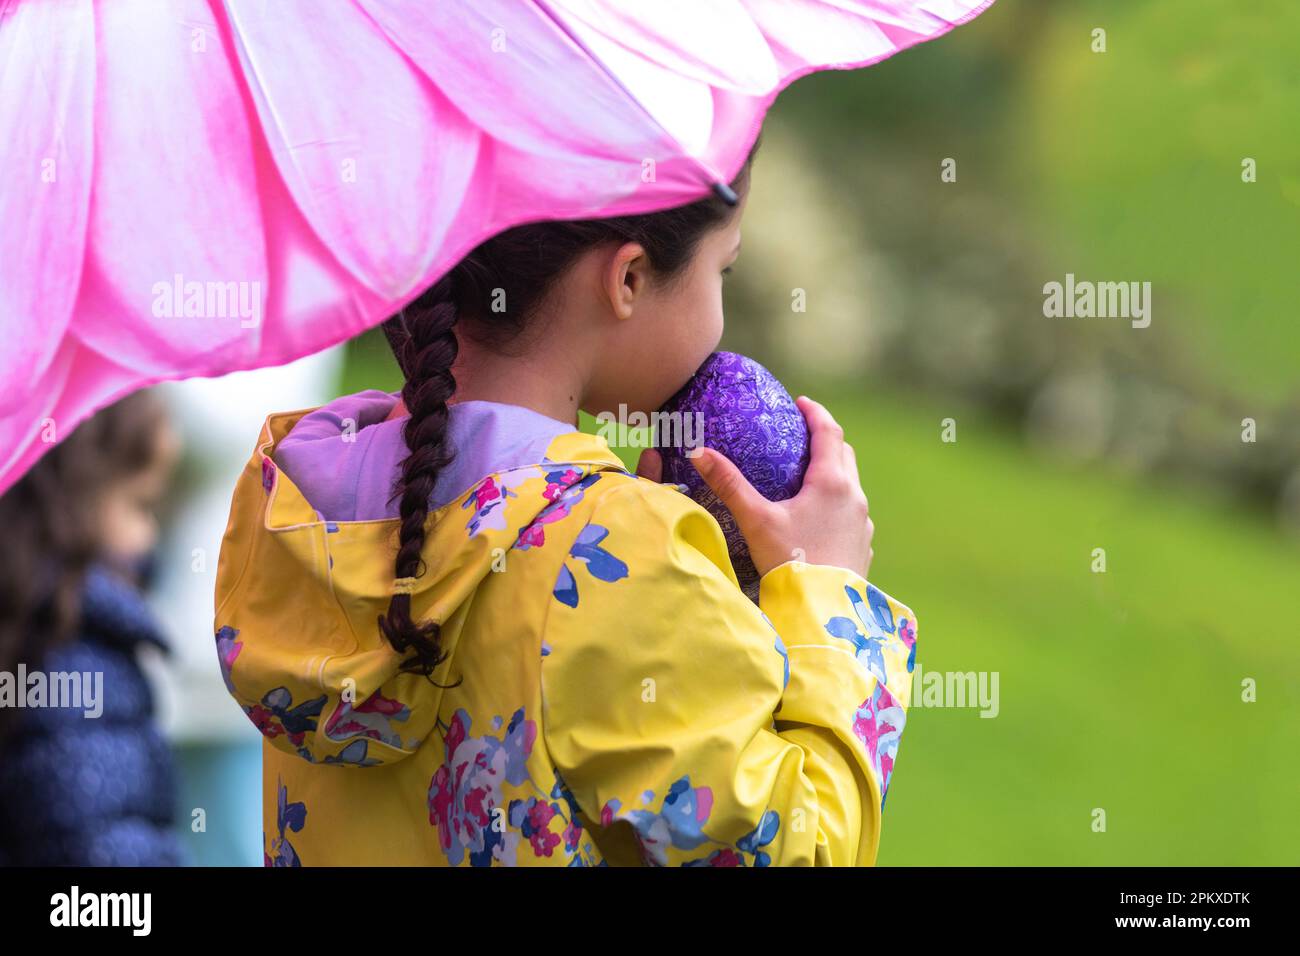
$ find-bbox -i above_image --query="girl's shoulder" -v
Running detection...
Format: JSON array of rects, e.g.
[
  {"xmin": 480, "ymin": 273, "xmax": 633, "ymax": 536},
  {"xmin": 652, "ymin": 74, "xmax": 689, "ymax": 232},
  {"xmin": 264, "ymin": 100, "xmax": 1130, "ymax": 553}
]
[{"xmin": 558, "ymin": 467, "xmax": 732, "ymax": 572}]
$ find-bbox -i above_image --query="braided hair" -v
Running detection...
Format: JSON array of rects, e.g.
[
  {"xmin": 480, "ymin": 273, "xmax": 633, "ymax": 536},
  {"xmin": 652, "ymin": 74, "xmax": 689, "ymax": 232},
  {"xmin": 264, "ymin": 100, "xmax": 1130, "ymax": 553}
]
[
  {"xmin": 376, "ymin": 274, "xmax": 460, "ymax": 676},
  {"xmin": 376, "ymin": 146, "xmax": 758, "ymax": 677}
]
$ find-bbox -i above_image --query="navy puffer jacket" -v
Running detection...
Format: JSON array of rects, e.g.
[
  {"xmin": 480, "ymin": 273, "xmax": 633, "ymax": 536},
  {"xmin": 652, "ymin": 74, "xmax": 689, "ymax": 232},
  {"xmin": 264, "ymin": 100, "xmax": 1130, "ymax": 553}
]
[{"xmin": 0, "ymin": 565, "xmax": 184, "ymax": 866}]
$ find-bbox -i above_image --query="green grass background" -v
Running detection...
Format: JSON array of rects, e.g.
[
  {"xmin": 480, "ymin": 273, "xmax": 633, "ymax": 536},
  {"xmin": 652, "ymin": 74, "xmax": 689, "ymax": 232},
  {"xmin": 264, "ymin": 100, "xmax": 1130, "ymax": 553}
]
[{"xmin": 829, "ymin": 388, "xmax": 1298, "ymax": 865}]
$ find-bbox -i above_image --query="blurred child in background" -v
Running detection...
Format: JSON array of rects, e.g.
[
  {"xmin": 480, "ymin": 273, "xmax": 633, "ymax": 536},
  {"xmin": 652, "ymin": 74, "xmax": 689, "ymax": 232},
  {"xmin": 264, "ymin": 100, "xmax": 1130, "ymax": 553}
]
[{"xmin": 0, "ymin": 391, "xmax": 185, "ymax": 866}]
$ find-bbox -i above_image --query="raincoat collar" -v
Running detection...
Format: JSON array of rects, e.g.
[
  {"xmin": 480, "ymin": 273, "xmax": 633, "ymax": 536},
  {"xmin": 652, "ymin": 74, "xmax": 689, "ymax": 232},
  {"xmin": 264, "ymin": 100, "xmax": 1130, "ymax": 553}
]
[
  {"xmin": 238, "ymin": 406, "xmax": 631, "ymax": 618},
  {"xmin": 255, "ymin": 405, "xmax": 629, "ymax": 533}
]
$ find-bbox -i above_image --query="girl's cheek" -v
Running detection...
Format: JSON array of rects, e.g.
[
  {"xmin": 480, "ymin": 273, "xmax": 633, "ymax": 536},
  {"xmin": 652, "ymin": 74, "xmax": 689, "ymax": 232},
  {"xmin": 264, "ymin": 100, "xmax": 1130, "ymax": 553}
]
[{"xmin": 706, "ymin": 289, "xmax": 726, "ymax": 348}]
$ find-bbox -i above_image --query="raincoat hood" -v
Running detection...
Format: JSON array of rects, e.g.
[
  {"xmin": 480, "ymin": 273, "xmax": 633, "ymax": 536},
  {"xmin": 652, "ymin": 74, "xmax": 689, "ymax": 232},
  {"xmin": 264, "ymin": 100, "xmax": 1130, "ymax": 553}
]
[{"xmin": 214, "ymin": 405, "xmax": 630, "ymax": 767}]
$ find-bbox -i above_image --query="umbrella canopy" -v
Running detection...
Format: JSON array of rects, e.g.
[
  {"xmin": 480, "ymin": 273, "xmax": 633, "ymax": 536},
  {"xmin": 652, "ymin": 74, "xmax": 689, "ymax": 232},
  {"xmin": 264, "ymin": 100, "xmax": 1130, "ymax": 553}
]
[{"xmin": 0, "ymin": 0, "xmax": 994, "ymax": 494}]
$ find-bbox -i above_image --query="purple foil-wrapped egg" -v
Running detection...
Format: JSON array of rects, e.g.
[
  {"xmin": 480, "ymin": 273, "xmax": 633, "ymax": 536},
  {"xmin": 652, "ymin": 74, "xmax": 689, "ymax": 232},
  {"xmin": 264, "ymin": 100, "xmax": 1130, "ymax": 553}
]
[{"xmin": 657, "ymin": 351, "xmax": 810, "ymax": 602}]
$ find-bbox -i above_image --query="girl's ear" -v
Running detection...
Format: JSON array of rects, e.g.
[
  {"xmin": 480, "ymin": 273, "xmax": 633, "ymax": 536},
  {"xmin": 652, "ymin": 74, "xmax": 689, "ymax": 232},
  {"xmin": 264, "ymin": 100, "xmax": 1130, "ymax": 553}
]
[{"xmin": 603, "ymin": 241, "xmax": 647, "ymax": 321}]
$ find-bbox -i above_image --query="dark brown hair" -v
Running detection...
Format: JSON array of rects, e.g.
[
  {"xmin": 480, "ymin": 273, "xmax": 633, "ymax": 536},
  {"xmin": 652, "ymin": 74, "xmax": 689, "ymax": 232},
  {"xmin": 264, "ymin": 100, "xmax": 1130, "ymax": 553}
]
[
  {"xmin": 0, "ymin": 392, "xmax": 169, "ymax": 725},
  {"xmin": 378, "ymin": 151, "xmax": 757, "ymax": 676}
]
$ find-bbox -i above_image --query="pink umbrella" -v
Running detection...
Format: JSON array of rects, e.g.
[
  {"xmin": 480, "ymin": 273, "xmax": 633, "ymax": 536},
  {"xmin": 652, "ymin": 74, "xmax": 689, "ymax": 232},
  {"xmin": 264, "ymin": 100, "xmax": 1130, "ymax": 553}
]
[{"xmin": 0, "ymin": 0, "xmax": 994, "ymax": 494}]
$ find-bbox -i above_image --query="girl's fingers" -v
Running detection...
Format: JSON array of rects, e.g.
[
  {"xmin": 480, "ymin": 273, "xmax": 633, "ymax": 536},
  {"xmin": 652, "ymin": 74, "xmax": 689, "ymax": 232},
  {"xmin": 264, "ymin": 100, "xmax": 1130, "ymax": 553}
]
[
  {"xmin": 843, "ymin": 443, "xmax": 869, "ymax": 512},
  {"xmin": 843, "ymin": 442, "xmax": 864, "ymax": 503},
  {"xmin": 635, "ymin": 447, "xmax": 663, "ymax": 483},
  {"xmin": 688, "ymin": 447, "xmax": 768, "ymax": 524},
  {"xmin": 796, "ymin": 396, "xmax": 846, "ymax": 488}
]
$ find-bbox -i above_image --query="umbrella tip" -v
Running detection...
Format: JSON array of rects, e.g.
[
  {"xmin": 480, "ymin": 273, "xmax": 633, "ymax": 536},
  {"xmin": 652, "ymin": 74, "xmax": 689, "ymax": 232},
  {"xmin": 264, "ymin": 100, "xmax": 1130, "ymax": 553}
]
[{"xmin": 711, "ymin": 182, "xmax": 739, "ymax": 206}]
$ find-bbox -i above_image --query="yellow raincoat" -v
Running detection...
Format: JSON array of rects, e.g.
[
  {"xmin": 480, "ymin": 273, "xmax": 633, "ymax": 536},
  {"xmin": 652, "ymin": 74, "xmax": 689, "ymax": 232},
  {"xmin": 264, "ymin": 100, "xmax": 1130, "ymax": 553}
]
[{"xmin": 215, "ymin": 403, "xmax": 917, "ymax": 866}]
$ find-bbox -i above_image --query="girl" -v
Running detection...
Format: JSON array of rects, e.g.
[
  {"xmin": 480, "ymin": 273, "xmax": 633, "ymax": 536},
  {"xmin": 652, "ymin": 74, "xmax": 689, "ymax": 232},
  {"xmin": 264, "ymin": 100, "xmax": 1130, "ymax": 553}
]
[
  {"xmin": 214, "ymin": 149, "xmax": 918, "ymax": 866},
  {"xmin": 0, "ymin": 391, "xmax": 185, "ymax": 866}
]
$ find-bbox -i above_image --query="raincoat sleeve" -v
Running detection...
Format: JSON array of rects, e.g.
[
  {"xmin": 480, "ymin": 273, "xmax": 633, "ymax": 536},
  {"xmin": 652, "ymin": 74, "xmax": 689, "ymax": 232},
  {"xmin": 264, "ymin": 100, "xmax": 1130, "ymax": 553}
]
[{"xmin": 540, "ymin": 477, "xmax": 917, "ymax": 867}]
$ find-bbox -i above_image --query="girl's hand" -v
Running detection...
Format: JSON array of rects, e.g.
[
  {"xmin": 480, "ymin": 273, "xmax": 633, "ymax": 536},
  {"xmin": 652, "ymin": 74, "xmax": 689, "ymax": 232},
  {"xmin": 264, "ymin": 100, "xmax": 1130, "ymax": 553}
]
[
  {"xmin": 635, "ymin": 447, "xmax": 663, "ymax": 482},
  {"xmin": 688, "ymin": 397, "xmax": 874, "ymax": 580}
]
